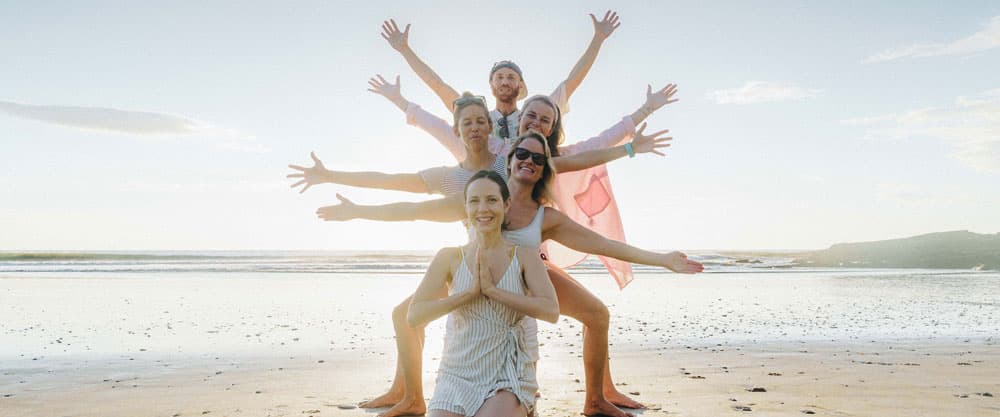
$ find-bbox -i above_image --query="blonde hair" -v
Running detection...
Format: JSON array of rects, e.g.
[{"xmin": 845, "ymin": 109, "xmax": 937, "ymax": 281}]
[{"xmin": 519, "ymin": 95, "xmax": 565, "ymax": 156}]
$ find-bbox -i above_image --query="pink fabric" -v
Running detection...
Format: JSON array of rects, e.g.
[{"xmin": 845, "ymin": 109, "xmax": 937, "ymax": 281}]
[
  {"xmin": 542, "ymin": 119, "xmax": 636, "ymax": 289},
  {"xmin": 404, "ymin": 100, "xmax": 638, "ymax": 289},
  {"xmin": 543, "ymin": 166, "xmax": 633, "ymax": 288}
]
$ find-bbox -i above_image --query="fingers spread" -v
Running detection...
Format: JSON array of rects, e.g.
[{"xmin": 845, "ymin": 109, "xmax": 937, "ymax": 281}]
[{"xmin": 648, "ymin": 128, "xmax": 670, "ymax": 137}]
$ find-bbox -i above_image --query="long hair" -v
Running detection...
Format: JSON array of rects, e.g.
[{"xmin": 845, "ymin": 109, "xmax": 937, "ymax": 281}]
[
  {"xmin": 506, "ymin": 131, "xmax": 556, "ymax": 206},
  {"xmin": 519, "ymin": 95, "xmax": 565, "ymax": 157}
]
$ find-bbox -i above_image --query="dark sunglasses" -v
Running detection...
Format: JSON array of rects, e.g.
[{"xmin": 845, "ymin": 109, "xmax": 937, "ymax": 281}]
[
  {"xmin": 496, "ymin": 116, "xmax": 510, "ymax": 139},
  {"xmin": 513, "ymin": 147, "xmax": 547, "ymax": 166}
]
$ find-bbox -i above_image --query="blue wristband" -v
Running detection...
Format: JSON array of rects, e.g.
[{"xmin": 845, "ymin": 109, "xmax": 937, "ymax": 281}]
[{"xmin": 624, "ymin": 142, "xmax": 635, "ymax": 158}]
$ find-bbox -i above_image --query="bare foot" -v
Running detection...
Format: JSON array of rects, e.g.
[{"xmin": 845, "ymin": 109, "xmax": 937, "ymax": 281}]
[
  {"xmin": 583, "ymin": 398, "xmax": 633, "ymax": 417},
  {"xmin": 604, "ymin": 389, "xmax": 645, "ymax": 410},
  {"xmin": 359, "ymin": 390, "xmax": 403, "ymax": 409},
  {"xmin": 377, "ymin": 397, "xmax": 426, "ymax": 417}
]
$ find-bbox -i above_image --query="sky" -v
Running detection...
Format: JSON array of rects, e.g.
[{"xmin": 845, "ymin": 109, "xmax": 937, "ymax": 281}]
[{"xmin": 1, "ymin": 0, "xmax": 998, "ymax": 251}]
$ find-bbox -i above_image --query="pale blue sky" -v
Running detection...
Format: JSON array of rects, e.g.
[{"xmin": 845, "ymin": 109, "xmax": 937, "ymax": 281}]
[{"xmin": 2, "ymin": 1, "xmax": 998, "ymax": 251}]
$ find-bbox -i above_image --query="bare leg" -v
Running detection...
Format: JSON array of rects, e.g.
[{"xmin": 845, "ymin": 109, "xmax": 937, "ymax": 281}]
[
  {"xmin": 546, "ymin": 264, "xmax": 634, "ymax": 417},
  {"xmin": 359, "ymin": 295, "xmax": 427, "ymax": 417},
  {"xmin": 359, "ymin": 358, "xmax": 404, "ymax": 408},
  {"xmin": 601, "ymin": 359, "xmax": 645, "ymax": 409},
  {"xmin": 473, "ymin": 390, "xmax": 527, "ymax": 417}
]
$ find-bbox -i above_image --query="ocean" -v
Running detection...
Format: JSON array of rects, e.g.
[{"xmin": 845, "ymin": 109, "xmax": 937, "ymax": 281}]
[
  {"xmin": 0, "ymin": 250, "xmax": 796, "ymax": 274},
  {"xmin": 1, "ymin": 251, "xmax": 997, "ymax": 364}
]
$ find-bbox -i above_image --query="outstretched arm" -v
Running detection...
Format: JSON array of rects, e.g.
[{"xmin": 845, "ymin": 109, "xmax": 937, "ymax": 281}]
[
  {"xmin": 316, "ymin": 194, "xmax": 465, "ymax": 223},
  {"xmin": 368, "ymin": 74, "xmax": 467, "ymax": 161},
  {"xmin": 408, "ymin": 247, "xmax": 479, "ymax": 327},
  {"xmin": 542, "ymin": 207, "xmax": 704, "ymax": 274},
  {"xmin": 558, "ymin": 10, "xmax": 621, "ymax": 100},
  {"xmin": 551, "ymin": 122, "xmax": 672, "ymax": 173},
  {"xmin": 366, "ymin": 74, "xmax": 408, "ymax": 112},
  {"xmin": 288, "ymin": 152, "xmax": 427, "ymax": 194},
  {"xmin": 557, "ymin": 82, "xmax": 680, "ymax": 156},
  {"xmin": 480, "ymin": 247, "xmax": 560, "ymax": 323},
  {"xmin": 630, "ymin": 83, "xmax": 679, "ymax": 125},
  {"xmin": 381, "ymin": 19, "xmax": 460, "ymax": 112}
]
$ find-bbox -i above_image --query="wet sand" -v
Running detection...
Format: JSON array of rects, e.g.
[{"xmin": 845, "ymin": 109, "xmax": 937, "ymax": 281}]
[
  {"xmin": 2, "ymin": 338, "xmax": 998, "ymax": 416},
  {"xmin": 2, "ymin": 271, "xmax": 998, "ymax": 416}
]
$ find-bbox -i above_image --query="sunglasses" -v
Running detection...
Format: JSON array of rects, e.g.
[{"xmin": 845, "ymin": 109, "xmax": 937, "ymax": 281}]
[
  {"xmin": 513, "ymin": 147, "xmax": 547, "ymax": 166},
  {"xmin": 496, "ymin": 116, "xmax": 510, "ymax": 139},
  {"xmin": 452, "ymin": 94, "xmax": 487, "ymax": 107}
]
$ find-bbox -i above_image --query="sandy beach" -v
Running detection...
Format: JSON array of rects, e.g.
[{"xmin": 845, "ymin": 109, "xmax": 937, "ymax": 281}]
[{"xmin": 2, "ymin": 270, "xmax": 998, "ymax": 416}]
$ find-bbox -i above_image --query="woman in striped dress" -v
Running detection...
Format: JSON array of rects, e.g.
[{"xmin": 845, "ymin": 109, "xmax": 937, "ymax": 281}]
[{"xmin": 408, "ymin": 170, "xmax": 558, "ymax": 417}]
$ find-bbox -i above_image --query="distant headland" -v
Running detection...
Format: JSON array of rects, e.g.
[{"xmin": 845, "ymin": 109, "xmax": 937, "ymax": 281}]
[{"xmin": 792, "ymin": 230, "xmax": 1000, "ymax": 270}]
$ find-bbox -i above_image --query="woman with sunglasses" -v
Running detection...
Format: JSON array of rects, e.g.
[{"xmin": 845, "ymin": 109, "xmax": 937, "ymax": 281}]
[{"xmin": 410, "ymin": 169, "xmax": 558, "ymax": 417}]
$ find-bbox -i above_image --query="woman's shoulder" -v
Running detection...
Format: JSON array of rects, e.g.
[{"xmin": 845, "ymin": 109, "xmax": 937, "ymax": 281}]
[
  {"xmin": 541, "ymin": 206, "xmax": 569, "ymax": 227},
  {"xmin": 433, "ymin": 246, "xmax": 465, "ymax": 267}
]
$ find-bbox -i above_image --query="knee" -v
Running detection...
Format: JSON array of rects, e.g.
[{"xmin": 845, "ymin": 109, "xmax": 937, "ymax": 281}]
[
  {"xmin": 392, "ymin": 300, "xmax": 410, "ymax": 327},
  {"xmin": 580, "ymin": 302, "xmax": 610, "ymax": 332}
]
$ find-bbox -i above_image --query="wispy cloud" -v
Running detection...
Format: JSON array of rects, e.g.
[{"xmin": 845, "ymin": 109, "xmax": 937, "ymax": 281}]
[
  {"xmin": 842, "ymin": 89, "xmax": 1000, "ymax": 172},
  {"xmin": 864, "ymin": 16, "xmax": 1000, "ymax": 63},
  {"xmin": 0, "ymin": 100, "xmax": 268, "ymax": 153},
  {"xmin": 707, "ymin": 81, "xmax": 821, "ymax": 104},
  {"xmin": 0, "ymin": 100, "xmax": 204, "ymax": 134}
]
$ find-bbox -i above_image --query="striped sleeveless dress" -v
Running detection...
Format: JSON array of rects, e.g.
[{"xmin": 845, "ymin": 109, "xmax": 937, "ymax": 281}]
[
  {"xmin": 461, "ymin": 206, "xmax": 546, "ymax": 362},
  {"xmin": 501, "ymin": 206, "xmax": 546, "ymax": 363},
  {"xmin": 428, "ymin": 246, "xmax": 537, "ymax": 416}
]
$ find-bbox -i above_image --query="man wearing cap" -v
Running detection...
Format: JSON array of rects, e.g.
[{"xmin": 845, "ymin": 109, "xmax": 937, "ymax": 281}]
[{"xmin": 377, "ymin": 11, "xmax": 621, "ymax": 140}]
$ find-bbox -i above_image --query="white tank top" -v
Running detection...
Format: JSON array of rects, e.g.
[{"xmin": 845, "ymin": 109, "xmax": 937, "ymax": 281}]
[
  {"xmin": 464, "ymin": 205, "xmax": 545, "ymax": 246},
  {"xmin": 503, "ymin": 206, "xmax": 545, "ymax": 247}
]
